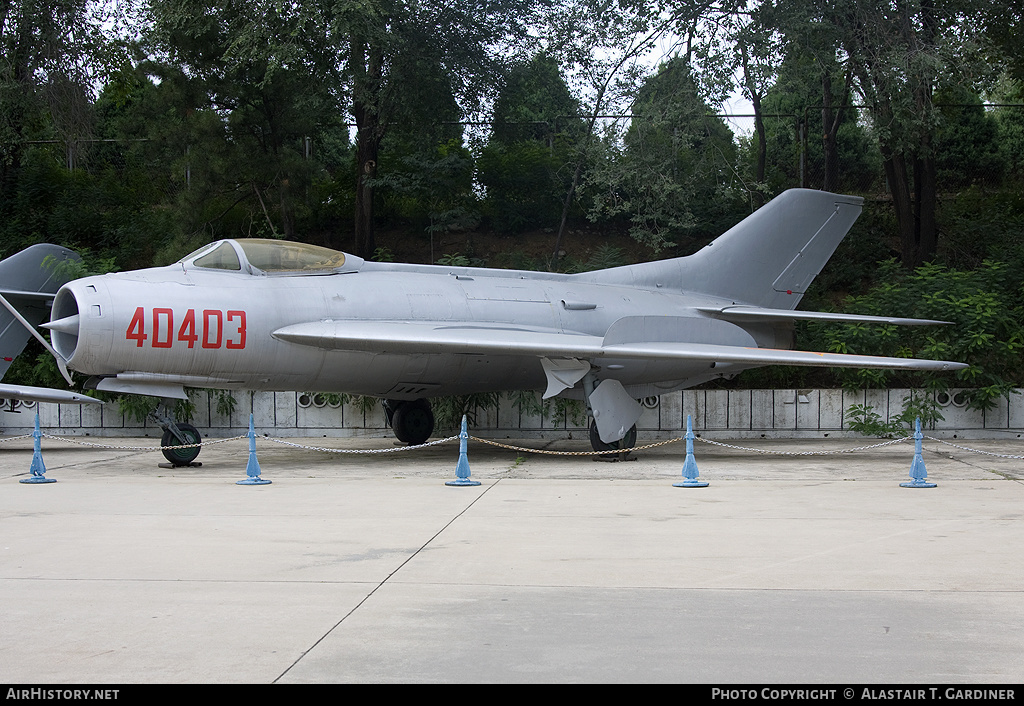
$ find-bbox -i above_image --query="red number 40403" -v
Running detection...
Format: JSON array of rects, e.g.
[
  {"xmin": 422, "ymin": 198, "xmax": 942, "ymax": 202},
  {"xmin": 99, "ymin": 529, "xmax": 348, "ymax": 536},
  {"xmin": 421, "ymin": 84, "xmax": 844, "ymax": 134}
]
[{"xmin": 126, "ymin": 307, "xmax": 247, "ymax": 350}]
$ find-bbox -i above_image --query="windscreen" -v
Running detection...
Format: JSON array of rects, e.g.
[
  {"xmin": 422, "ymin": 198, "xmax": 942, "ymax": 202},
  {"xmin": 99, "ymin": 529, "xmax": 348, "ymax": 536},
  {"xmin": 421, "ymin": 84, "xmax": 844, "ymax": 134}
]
[
  {"xmin": 236, "ymin": 239, "xmax": 347, "ymax": 273},
  {"xmin": 192, "ymin": 242, "xmax": 241, "ymax": 270}
]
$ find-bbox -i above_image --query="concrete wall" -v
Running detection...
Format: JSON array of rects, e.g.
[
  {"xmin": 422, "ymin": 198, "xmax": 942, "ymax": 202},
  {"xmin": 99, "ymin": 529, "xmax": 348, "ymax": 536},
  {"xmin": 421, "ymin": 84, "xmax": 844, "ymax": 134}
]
[{"xmin": 3, "ymin": 388, "xmax": 1022, "ymax": 440}]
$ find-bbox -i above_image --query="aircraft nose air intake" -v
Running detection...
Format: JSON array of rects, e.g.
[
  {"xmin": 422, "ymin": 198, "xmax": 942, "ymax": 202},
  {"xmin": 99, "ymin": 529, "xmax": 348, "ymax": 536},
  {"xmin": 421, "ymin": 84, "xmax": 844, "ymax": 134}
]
[{"xmin": 44, "ymin": 287, "xmax": 81, "ymax": 361}]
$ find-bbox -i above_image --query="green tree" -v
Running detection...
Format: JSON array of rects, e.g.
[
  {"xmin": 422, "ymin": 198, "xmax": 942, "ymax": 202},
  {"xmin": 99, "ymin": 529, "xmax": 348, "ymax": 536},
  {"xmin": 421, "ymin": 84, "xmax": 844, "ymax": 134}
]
[
  {"xmin": 992, "ymin": 80, "xmax": 1024, "ymax": 183},
  {"xmin": 748, "ymin": 0, "xmax": 882, "ymax": 195},
  {"xmin": 543, "ymin": 0, "xmax": 726, "ymax": 266},
  {"xmin": 373, "ymin": 139, "xmax": 478, "ymax": 263},
  {"xmin": 372, "ymin": 56, "xmax": 471, "ymax": 241},
  {"xmin": 810, "ymin": 259, "xmax": 1024, "ymax": 410},
  {"xmin": 1, "ymin": 0, "xmax": 131, "ymax": 234},
  {"xmin": 477, "ymin": 53, "xmax": 583, "ymax": 233},
  {"xmin": 341, "ymin": 0, "xmax": 540, "ymax": 258},
  {"xmin": 586, "ymin": 57, "xmax": 744, "ymax": 252},
  {"xmin": 977, "ymin": 0, "xmax": 1024, "ymax": 82},
  {"xmin": 746, "ymin": 51, "xmax": 878, "ymax": 196},
  {"xmin": 752, "ymin": 0, "xmax": 990, "ymax": 268},
  {"xmin": 489, "ymin": 53, "xmax": 583, "ymax": 146},
  {"xmin": 830, "ymin": 0, "xmax": 968, "ymax": 268},
  {"xmin": 145, "ymin": 0, "xmax": 342, "ymax": 246},
  {"xmin": 934, "ymin": 85, "xmax": 1004, "ymax": 189}
]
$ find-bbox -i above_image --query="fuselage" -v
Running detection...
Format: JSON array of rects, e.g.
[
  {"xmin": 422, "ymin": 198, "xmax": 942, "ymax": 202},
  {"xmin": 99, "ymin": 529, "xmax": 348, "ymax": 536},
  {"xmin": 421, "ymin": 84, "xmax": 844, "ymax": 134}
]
[
  {"xmin": 47, "ymin": 240, "xmax": 785, "ymax": 400},
  {"xmin": 38, "ymin": 193, "xmax": 970, "ymax": 453}
]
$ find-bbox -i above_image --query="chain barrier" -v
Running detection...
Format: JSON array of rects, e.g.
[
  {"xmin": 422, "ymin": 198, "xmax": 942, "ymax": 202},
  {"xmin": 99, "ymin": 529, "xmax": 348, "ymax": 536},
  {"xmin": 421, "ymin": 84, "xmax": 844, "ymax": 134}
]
[
  {"xmin": 10, "ymin": 428, "xmax": 1020, "ymax": 461},
  {"xmin": 469, "ymin": 435, "xmax": 683, "ymax": 456},
  {"xmin": 263, "ymin": 435, "xmax": 459, "ymax": 454},
  {"xmin": 39, "ymin": 433, "xmax": 247, "ymax": 452},
  {"xmin": 923, "ymin": 436, "xmax": 1024, "ymax": 460},
  {"xmin": 693, "ymin": 436, "xmax": 912, "ymax": 456}
]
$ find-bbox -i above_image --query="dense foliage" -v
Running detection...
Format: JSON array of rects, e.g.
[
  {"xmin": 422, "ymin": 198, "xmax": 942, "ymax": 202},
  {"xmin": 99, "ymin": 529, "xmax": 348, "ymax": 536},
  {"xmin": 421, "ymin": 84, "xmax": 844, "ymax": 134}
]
[{"xmin": 2, "ymin": 0, "xmax": 1023, "ymax": 409}]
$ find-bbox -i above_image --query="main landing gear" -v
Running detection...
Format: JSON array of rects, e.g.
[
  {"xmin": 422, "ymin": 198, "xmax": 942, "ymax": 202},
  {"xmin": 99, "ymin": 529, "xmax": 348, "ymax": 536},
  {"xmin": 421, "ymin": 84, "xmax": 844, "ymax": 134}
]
[
  {"xmin": 589, "ymin": 419, "xmax": 638, "ymax": 453},
  {"xmin": 383, "ymin": 398, "xmax": 435, "ymax": 445},
  {"xmin": 580, "ymin": 369, "xmax": 641, "ymax": 454}
]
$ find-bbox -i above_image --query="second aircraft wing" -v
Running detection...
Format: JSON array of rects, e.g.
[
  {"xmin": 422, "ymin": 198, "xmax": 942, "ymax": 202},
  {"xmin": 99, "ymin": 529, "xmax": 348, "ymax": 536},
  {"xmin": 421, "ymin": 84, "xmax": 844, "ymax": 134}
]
[{"xmin": 272, "ymin": 320, "xmax": 968, "ymax": 372}]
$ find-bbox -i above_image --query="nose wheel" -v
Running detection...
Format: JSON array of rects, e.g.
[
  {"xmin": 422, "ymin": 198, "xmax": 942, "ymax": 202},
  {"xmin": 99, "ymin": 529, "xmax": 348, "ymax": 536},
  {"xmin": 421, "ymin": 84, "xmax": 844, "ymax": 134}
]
[
  {"xmin": 383, "ymin": 398, "xmax": 435, "ymax": 445},
  {"xmin": 159, "ymin": 422, "xmax": 203, "ymax": 465}
]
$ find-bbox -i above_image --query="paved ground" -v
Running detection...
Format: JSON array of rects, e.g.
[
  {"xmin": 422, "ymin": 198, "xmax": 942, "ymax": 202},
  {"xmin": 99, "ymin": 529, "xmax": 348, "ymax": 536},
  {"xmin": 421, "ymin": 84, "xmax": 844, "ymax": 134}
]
[{"xmin": 1, "ymin": 430, "xmax": 1022, "ymax": 684}]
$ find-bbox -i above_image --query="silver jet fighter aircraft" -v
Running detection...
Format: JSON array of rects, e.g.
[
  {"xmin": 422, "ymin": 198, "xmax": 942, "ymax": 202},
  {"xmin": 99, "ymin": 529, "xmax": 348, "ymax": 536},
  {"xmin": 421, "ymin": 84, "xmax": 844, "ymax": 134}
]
[{"xmin": 44, "ymin": 189, "xmax": 966, "ymax": 463}]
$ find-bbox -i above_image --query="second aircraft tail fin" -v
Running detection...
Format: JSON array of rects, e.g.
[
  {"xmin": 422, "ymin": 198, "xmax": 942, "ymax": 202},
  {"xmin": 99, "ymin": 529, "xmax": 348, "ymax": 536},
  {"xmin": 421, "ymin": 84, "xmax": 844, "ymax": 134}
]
[{"xmin": 0, "ymin": 244, "xmax": 80, "ymax": 381}]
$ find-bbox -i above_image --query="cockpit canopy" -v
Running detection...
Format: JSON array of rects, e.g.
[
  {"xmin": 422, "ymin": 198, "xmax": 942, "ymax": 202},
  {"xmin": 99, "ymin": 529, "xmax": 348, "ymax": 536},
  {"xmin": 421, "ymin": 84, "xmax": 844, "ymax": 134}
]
[{"xmin": 180, "ymin": 239, "xmax": 361, "ymax": 275}]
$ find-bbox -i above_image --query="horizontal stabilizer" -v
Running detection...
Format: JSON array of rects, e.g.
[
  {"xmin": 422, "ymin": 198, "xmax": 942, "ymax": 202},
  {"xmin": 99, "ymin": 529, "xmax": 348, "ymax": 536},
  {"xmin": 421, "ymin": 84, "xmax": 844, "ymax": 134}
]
[
  {"xmin": 698, "ymin": 306, "xmax": 952, "ymax": 326},
  {"xmin": 272, "ymin": 320, "xmax": 968, "ymax": 372},
  {"xmin": 0, "ymin": 384, "xmax": 102, "ymax": 405},
  {"xmin": 0, "ymin": 288, "xmax": 59, "ymax": 302}
]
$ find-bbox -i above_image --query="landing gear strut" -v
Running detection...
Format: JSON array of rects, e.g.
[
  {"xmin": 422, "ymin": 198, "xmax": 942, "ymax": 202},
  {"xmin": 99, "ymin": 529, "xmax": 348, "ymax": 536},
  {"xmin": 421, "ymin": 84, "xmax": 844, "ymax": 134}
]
[
  {"xmin": 589, "ymin": 419, "xmax": 638, "ymax": 453},
  {"xmin": 581, "ymin": 368, "xmax": 641, "ymax": 454},
  {"xmin": 383, "ymin": 398, "xmax": 435, "ymax": 445}
]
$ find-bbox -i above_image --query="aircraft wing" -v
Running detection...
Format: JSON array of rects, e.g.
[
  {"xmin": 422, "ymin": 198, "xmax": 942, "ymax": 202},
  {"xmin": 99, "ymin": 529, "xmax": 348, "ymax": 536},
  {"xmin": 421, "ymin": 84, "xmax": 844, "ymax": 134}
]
[{"xmin": 272, "ymin": 321, "xmax": 968, "ymax": 371}]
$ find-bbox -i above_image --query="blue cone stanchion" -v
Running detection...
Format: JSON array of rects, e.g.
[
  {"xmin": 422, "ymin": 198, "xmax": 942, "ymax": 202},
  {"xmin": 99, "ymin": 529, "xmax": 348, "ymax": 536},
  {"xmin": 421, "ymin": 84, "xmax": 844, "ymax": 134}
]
[
  {"xmin": 901, "ymin": 417, "xmax": 936, "ymax": 488},
  {"xmin": 237, "ymin": 414, "xmax": 271, "ymax": 485},
  {"xmin": 20, "ymin": 413, "xmax": 55, "ymax": 484},
  {"xmin": 674, "ymin": 415, "xmax": 708, "ymax": 487},
  {"xmin": 446, "ymin": 415, "xmax": 480, "ymax": 487}
]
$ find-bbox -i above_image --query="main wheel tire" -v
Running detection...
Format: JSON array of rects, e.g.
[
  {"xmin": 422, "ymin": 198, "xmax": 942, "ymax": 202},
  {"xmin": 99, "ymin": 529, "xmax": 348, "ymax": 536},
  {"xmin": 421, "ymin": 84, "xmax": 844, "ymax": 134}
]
[
  {"xmin": 160, "ymin": 423, "xmax": 202, "ymax": 465},
  {"xmin": 589, "ymin": 419, "xmax": 638, "ymax": 453},
  {"xmin": 391, "ymin": 400, "xmax": 434, "ymax": 445}
]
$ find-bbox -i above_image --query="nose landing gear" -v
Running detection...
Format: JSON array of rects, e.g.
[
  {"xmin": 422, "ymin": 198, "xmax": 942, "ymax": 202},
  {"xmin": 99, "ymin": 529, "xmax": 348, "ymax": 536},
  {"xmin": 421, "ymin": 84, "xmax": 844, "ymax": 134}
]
[{"xmin": 160, "ymin": 421, "xmax": 203, "ymax": 465}]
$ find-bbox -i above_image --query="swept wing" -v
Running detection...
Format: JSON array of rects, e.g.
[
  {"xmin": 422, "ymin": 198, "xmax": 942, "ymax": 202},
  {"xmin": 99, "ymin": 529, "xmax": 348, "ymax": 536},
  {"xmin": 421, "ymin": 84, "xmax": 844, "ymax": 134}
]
[{"xmin": 271, "ymin": 320, "xmax": 966, "ymax": 372}]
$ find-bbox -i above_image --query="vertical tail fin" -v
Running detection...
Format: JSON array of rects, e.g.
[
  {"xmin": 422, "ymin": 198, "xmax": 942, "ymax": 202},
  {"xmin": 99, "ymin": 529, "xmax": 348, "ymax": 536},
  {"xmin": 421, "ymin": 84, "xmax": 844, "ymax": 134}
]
[
  {"xmin": 0, "ymin": 244, "xmax": 80, "ymax": 380},
  {"xmin": 579, "ymin": 189, "xmax": 864, "ymax": 309}
]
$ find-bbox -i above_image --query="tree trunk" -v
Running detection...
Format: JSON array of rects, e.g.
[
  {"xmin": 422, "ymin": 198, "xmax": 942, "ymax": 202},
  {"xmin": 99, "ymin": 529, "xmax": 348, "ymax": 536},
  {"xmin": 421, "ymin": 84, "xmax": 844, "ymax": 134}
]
[
  {"xmin": 352, "ymin": 120, "xmax": 381, "ymax": 258},
  {"xmin": 351, "ymin": 37, "xmax": 384, "ymax": 259},
  {"xmin": 821, "ymin": 73, "xmax": 839, "ymax": 193},
  {"xmin": 751, "ymin": 96, "xmax": 766, "ymax": 208},
  {"xmin": 912, "ymin": 152, "xmax": 938, "ymax": 267},
  {"xmin": 880, "ymin": 140, "xmax": 937, "ymax": 268},
  {"xmin": 836, "ymin": 0, "xmax": 940, "ymax": 269},
  {"xmin": 0, "ymin": 19, "xmax": 33, "ymax": 223},
  {"xmin": 740, "ymin": 43, "xmax": 766, "ymax": 207},
  {"xmin": 279, "ymin": 178, "xmax": 294, "ymax": 240}
]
